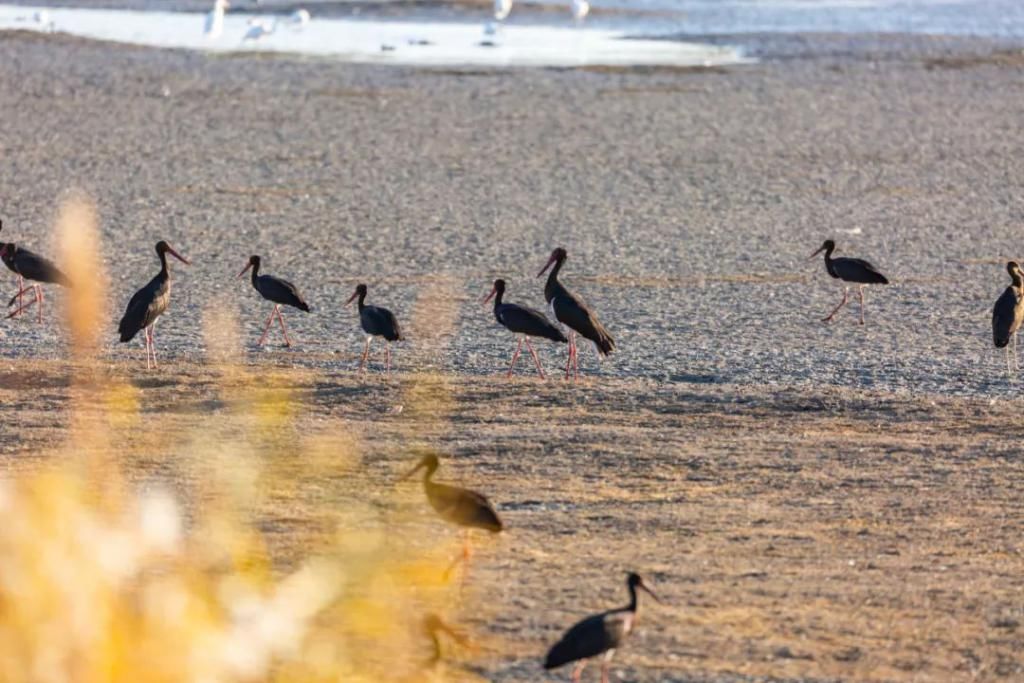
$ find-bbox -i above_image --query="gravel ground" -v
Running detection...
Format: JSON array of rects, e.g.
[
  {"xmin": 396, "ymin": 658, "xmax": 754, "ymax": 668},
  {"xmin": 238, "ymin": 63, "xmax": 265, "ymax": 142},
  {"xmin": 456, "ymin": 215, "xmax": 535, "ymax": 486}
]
[
  {"xmin": 2, "ymin": 29, "xmax": 1024, "ymax": 681},
  {"xmin": 3, "ymin": 29, "xmax": 1024, "ymax": 396}
]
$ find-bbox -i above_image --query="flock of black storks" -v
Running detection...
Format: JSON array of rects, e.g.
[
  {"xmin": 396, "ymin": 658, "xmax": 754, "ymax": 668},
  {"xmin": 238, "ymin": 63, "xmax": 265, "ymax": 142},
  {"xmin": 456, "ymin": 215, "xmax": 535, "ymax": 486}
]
[
  {"xmin": 399, "ymin": 450, "xmax": 657, "ymax": 681},
  {"xmin": 14, "ymin": 220, "xmax": 1024, "ymax": 677},
  {"xmin": 0, "ymin": 220, "xmax": 624, "ymax": 378}
]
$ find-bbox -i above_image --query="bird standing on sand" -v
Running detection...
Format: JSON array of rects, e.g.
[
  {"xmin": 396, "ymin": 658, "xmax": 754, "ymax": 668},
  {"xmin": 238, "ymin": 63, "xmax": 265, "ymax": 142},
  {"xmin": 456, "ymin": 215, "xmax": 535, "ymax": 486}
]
[
  {"xmin": 483, "ymin": 278, "xmax": 567, "ymax": 379},
  {"xmin": 242, "ymin": 17, "xmax": 276, "ymax": 42},
  {"xmin": 118, "ymin": 241, "xmax": 190, "ymax": 369},
  {"xmin": 400, "ymin": 453, "xmax": 503, "ymax": 578},
  {"xmin": 538, "ymin": 247, "xmax": 615, "ymax": 380},
  {"xmin": 346, "ymin": 283, "xmax": 403, "ymax": 374},
  {"xmin": 288, "ymin": 8, "xmax": 311, "ymax": 28},
  {"xmin": 203, "ymin": 0, "xmax": 229, "ymax": 39},
  {"xmin": 992, "ymin": 260, "xmax": 1024, "ymax": 374},
  {"xmin": 544, "ymin": 572, "xmax": 661, "ymax": 683},
  {"xmin": 571, "ymin": 0, "xmax": 590, "ymax": 25},
  {"xmin": 0, "ymin": 222, "xmax": 73, "ymax": 323},
  {"xmin": 237, "ymin": 255, "xmax": 310, "ymax": 347},
  {"xmin": 810, "ymin": 239, "xmax": 889, "ymax": 325},
  {"xmin": 494, "ymin": 0, "xmax": 513, "ymax": 21}
]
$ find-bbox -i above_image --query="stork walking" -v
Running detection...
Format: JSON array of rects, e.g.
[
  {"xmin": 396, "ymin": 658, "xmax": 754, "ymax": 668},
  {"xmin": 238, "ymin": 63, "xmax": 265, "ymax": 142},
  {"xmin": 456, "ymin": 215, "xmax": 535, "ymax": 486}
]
[
  {"xmin": 400, "ymin": 453, "xmax": 502, "ymax": 580},
  {"xmin": 0, "ymin": 224, "xmax": 72, "ymax": 323},
  {"xmin": 118, "ymin": 241, "xmax": 190, "ymax": 369},
  {"xmin": 544, "ymin": 573, "xmax": 661, "ymax": 683},
  {"xmin": 237, "ymin": 255, "xmax": 310, "ymax": 347},
  {"xmin": 992, "ymin": 260, "xmax": 1024, "ymax": 375},
  {"xmin": 810, "ymin": 239, "xmax": 889, "ymax": 324},
  {"xmin": 538, "ymin": 247, "xmax": 615, "ymax": 380},
  {"xmin": 483, "ymin": 278, "xmax": 567, "ymax": 379},
  {"xmin": 346, "ymin": 283, "xmax": 402, "ymax": 374}
]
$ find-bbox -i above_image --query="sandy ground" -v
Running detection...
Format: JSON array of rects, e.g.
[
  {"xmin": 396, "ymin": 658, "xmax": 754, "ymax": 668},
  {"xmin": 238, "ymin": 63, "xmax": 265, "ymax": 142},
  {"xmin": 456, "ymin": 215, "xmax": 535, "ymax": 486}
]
[
  {"xmin": 2, "ymin": 25, "xmax": 1024, "ymax": 682},
  {"xmin": 1, "ymin": 357, "xmax": 1024, "ymax": 681}
]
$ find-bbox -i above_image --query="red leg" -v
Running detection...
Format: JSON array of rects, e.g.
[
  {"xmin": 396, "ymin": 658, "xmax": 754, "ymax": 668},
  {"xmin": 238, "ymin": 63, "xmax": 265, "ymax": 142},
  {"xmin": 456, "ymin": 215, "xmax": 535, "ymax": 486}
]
[
  {"xmin": 144, "ymin": 325, "xmax": 153, "ymax": 370},
  {"xmin": 257, "ymin": 306, "xmax": 277, "ymax": 346},
  {"xmin": 572, "ymin": 335, "xmax": 579, "ymax": 380},
  {"xmin": 385, "ymin": 341, "xmax": 392, "ymax": 375},
  {"xmin": 524, "ymin": 338, "xmax": 546, "ymax": 379},
  {"xmin": 360, "ymin": 337, "xmax": 371, "ymax": 372},
  {"xmin": 507, "ymin": 337, "xmax": 524, "ymax": 377},
  {"xmin": 823, "ymin": 286, "xmax": 849, "ymax": 322},
  {"xmin": 36, "ymin": 285, "xmax": 43, "ymax": 324},
  {"xmin": 564, "ymin": 332, "xmax": 574, "ymax": 379},
  {"xmin": 150, "ymin": 322, "xmax": 159, "ymax": 368},
  {"xmin": 858, "ymin": 285, "xmax": 866, "ymax": 325},
  {"xmin": 16, "ymin": 275, "xmax": 23, "ymax": 318},
  {"xmin": 571, "ymin": 660, "xmax": 586, "ymax": 683},
  {"xmin": 275, "ymin": 306, "xmax": 292, "ymax": 346}
]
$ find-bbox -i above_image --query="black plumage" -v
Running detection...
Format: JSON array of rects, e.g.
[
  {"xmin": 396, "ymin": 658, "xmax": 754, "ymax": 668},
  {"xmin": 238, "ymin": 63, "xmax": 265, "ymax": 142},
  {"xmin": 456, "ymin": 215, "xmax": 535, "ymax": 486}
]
[
  {"xmin": 347, "ymin": 283, "xmax": 403, "ymax": 373},
  {"xmin": 484, "ymin": 278, "xmax": 566, "ymax": 379},
  {"xmin": 118, "ymin": 240, "xmax": 190, "ymax": 368},
  {"xmin": 538, "ymin": 247, "xmax": 615, "ymax": 379},
  {"xmin": 402, "ymin": 453, "xmax": 503, "ymax": 533},
  {"xmin": 544, "ymin": 573, "xmax": 660, "ymax": 681},
  {"xmin": 810, "ymin": 239, "xmax": 889, "ymax": 324},
  {"xmin": 237, "ymin": 255, "xmax": 309, "ymax": 347},
  {"xmin": 1, "ymin": 219, "xmax": 72, "ymax": 322}
]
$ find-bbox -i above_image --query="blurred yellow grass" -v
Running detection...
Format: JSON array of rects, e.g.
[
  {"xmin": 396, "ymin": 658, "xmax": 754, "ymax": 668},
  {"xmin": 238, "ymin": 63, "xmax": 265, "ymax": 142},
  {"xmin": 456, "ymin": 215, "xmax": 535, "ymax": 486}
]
[{"xmin": 0, "ymin": 196, "xmax": 485, "ymax": 683}]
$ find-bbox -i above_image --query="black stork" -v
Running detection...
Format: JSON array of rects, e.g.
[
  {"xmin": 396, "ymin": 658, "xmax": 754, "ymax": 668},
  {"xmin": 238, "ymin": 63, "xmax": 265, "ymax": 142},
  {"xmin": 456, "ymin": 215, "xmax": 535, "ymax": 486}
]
[
  {"xmin": 237, "ymin": 255, "xmax": 310, "ymax": 347},
  {"xmin": 538, "ymin": 247, "xmax": 615, "ymax": 380},
  {"xmin": 400, "ymin": 453, "xmax": 502, "ymax": 579},
  {"xmin": 810, "ymin": 239, "xmax": 889, "ymax": 324},
  {"xmin": 992, "ymin": 260, "xmax": 1024, "ymax": 374},
  {"xmin": 483, "ymin": 278, "xmax": 567, "ymax": 379},
  {"xmin": 1, "ymin": 242, "xmax": 72, "ymax": 323},
  {"xmin": 118, "ymin": 241, "xmax": 190, "ymax": 369},
  {"xmin": 544, "ymin": 572, "xmax": 661, "ymax": 683},
  {"xmin": 0, "ymin": 221, "xmax": 72, "ymax": 323},
  {"xmin": 346, "ymin": 283, "xmax": 403, "ymax": 374}
]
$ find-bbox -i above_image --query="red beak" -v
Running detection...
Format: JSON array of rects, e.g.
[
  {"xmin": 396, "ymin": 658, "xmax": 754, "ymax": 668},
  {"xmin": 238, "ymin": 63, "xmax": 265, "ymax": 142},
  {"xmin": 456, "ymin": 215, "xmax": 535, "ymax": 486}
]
[
  {"xmin": 237, "ymin": 262, "xmax": 253, "ymax": 279},
  {"xmin": 482, "ymin": 286, "xmax": 497, "ymax": 305},
  {"xmin": 537, "ymin": 254, "xmax": 556, "ymax": 278},
  {"xmin": 345, "ymin": 290, "xmax": 359, "ymax": 305},
  {"xmin": 166, "ymin": 245, "xmax": 191, "ymax": 265}
]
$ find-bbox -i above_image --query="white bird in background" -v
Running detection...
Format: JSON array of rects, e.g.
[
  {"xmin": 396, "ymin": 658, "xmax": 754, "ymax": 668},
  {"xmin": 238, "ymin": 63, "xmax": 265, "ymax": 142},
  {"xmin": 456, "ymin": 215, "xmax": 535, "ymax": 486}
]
[
  {"xmin": 494, "ymin": 0, "xmax": 513, "ymax": 21},
  {"xmin": 32, "ymin": 10, "xmax": 55, "ymax": 32},
  {"xmin": 203, "ymin": 0, "xmax": 229, "ymax": 39},
  {"xmin": 571, "ymin": 0, "xmax": 590, "ymax": 25},
  {"xmin": 288, "ymin": 8, "xmax": 311, "ymax": 28},
  {"xmin": 242, "ymin": 17, "xmax": 277, "ymax": 42}
]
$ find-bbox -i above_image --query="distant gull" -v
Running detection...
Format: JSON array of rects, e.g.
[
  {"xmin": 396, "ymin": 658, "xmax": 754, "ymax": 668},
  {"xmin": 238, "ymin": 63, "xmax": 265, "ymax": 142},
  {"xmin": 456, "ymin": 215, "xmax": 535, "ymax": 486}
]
[
  {"xmin": 203, "ymin": 0, "xmax": 229, "ymax": 39},
  {"xmin": 242, "ymin": 17, "xmax": 276, "ymax": 42},
  {"xmin": 571, "ymin": 0, "xmax": 590, "ymax": 25},
  {"xmin": 288, "ymin": 8, "xmax": 311, "ymax": 28},
  {"xmin": 494, "ymin": 0, "xmax": 513, "ymax": 21}
]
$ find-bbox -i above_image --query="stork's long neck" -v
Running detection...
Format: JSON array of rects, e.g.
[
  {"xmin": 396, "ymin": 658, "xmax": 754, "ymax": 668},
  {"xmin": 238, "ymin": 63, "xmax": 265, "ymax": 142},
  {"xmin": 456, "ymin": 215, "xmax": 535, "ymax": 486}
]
[
  {"xmin": 821, "ymin": 244, "xmax": 835, "ymax": 265},
  {"xmin": 544, "ymin": 258, "xmax": 565, "ymax": 301},
  {"xmin": 492, "ymin": 288, "xmax": 504, "ymax": 311},
  {"xmin": 626, "ymin": 583, "xmax": 639, "ymax": 613},
  {"xmin": 1011, "ymin": 269, "xmax": 1022, "ymax": 292},
  {"xmin": 357, "ymin": 291, "xmax": 367, "ymax": 311},
  {"xmin": 159, "ymin": 250, "xmax": 170, "ymax": 276},
  {"xmin": 250, "ymin": 261, "xmax": 261, "ymax": 287}
]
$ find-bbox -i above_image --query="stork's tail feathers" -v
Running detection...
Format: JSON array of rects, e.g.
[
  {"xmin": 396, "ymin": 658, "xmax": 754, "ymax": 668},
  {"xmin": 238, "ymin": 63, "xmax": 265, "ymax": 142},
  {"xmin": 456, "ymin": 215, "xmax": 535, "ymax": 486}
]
[
  {"xmin": 297, "ymin": 301, "xmax": 311, "ymax": 313},
  {"xmin": 543, "ymin": 639, "xmax": 574, "ymax": 670},
  {"xmin": 876, "ymin": 274, "xmax": 890, "ymax": 285},
  {"xmin": 995, "ymin": 337, "xmax": 1010, "ymax": 349},
  {"xmin": 594, "ymin": 326, "xmax": 615, "ymax": 356}
]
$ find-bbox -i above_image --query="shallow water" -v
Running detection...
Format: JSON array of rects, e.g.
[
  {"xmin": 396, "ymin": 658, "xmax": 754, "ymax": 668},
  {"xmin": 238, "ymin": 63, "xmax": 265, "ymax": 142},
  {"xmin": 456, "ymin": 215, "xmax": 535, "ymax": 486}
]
[{"xmin": 0, "ymin": 4, "xmax": 749, "ymax": 66}]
